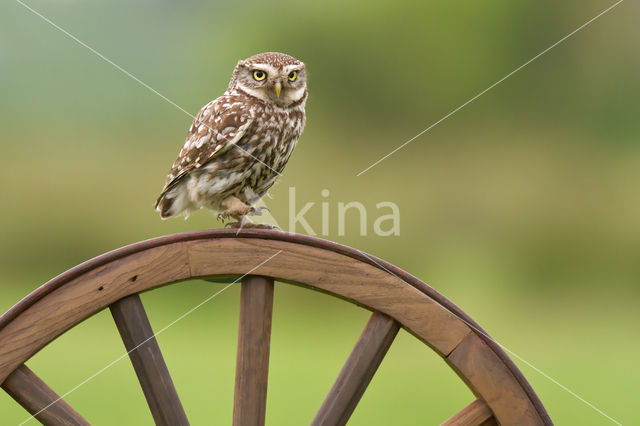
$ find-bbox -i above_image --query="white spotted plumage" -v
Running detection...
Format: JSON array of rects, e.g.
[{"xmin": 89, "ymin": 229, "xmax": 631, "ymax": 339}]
[{"xmin": 155, "ymin": 52, "xmax": 307, "ymax": 221}]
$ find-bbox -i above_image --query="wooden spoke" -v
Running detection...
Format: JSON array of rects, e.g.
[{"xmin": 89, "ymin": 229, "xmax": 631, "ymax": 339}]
[
  {"xmin": 233, "ymin": 275, "xmax": 275, "ymax": 426},
  {"xmin": 441, "ymin": 399, "xmax": 496, "ymax": 426},
  {"xmin": 110, "ymin": 294, "xmax": 189, "ymax": 426},
  {"xmin": 0, "ymin": 230, "xmax": 553, "ymax": 425},
  {"xmin": 1, "ymin": 364, "xmax": 90, "ymax": 426},
  {"xmin": 311, "ymin": 311, "xmax": 400, "ymax": 426}
]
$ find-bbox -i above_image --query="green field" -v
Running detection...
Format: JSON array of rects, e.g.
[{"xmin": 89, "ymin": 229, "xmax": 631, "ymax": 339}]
[{"xmin": 1, "ymin": 277, "xmax": 639, "ymax": 425}]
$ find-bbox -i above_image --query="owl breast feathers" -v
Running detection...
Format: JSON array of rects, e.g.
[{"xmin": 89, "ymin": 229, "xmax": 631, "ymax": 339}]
[{"xmin": 155, "ymin": 52, "xmax": 307, "ymax": 222}]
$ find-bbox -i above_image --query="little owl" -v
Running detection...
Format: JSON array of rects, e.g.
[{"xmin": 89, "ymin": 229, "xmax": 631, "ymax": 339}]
[{"xmin": 155, "ymin": 52, "xmax": 307, "ymax": 228}]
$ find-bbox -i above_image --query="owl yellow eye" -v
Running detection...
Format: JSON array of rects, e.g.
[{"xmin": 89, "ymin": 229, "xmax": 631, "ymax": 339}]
[
  {"xmin": 288, "ymin": 71, "xmax": 297, "ymax": 81},
  {"xmin": 252, "ymin": 70, "xmax": 266, "ymax": 81}
]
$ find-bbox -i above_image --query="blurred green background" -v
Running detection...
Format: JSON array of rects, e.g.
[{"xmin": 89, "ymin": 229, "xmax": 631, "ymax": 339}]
[{"xmin": 1, "ymin": 0, "xmax": 638, "ymax": 424}]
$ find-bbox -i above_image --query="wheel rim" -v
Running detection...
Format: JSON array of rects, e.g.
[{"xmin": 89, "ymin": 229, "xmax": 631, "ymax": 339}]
[{"xmin": 0, "ymin": 229, "xmax": 552, "ymax": 425}]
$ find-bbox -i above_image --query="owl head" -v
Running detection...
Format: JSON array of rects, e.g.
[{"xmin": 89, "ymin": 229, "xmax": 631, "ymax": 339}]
[{"xmin": 229, "ymin": 52, "xmax": 307, "ymax": 108}]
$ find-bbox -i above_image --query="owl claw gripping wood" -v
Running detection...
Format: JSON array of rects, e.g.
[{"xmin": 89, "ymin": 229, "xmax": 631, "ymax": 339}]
[{"xmin": 154, "ymin": 52, "xmax": 307, "ymax": 228}]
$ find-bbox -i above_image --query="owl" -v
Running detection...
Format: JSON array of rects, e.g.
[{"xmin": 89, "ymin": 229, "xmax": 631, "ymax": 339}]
[{"xmin": 155, "ymin": 52, "xmax": 307, "ymax": 228}]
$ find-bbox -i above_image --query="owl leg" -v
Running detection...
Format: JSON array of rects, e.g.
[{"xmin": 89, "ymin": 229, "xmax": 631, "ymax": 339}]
[
  {"xmin": 218, "ymin": 196, "xmax": 278, "ymax": 229},
  {"xmin": 217, "ymin": 196, "xmax": 254, "ymax": 221},
  {"xmin": 217, "ymin": 196, "xmax": 270, "ymax": 221}
]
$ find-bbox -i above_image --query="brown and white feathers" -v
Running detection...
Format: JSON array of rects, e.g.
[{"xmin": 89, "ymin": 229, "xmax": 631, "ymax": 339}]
[{"xmin": 155, "ymin": 52, "xmax": 307, "ymax": 220}]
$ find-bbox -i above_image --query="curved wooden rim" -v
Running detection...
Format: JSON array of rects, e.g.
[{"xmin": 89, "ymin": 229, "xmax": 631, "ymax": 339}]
[{"xmin": 0, "ymin": 229, "xmax": 551, "ymax": 425}]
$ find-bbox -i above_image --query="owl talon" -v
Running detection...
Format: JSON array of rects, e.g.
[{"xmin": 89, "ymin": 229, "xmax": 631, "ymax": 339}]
[
  {"xmin": 217, "ymin": 210, "xmax": 235, "ymax": 221},
  {"xmin": 223, "ymin": 220, "xmax": 279, "ymax": 230},
  {"xmin": 260, "ymin": 223, "xmax": 280, "ymax": 230},
  {"xmin": 248, "ymin": 206, "xmax": 270, "ymax": 216},
  {"xmin": 240, "ymin": 223, "xmax": 280, "ymax": 230}
]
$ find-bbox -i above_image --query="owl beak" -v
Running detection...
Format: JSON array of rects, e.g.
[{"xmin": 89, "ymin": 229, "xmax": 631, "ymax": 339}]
[{"xmin": 274, "ymin": 81, "xmax": 282, "ymax": 98}]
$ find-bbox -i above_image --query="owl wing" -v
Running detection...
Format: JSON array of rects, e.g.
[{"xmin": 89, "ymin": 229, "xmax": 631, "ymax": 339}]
[{"xmin": 155, "ymin": 96, "xmax": 254, "ymax": 207}]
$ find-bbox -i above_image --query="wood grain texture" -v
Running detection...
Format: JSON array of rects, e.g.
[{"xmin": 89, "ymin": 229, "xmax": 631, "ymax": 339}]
[
  {"xmin": 1, "ymin": 364, "xmax": 90, "ymax": 426},
  {"xmin": 233, "ymin": 276, "xmax": 274, "ymax": 426},
  {"xmin": 187, "ymin": 238, "xmax": 471, "ymax": 357},
  {"xmin": 0, "ymin": 230, "xmax": 551, "ymax": 425},
  {"xmin": 311, "ymin": 312, "xmax": 399, "ymax": 426},
  {"xmin": 447, "ymin": 333, "xmax": 544, "ymax": 426},
  {"xmin": 110, "ymin": 294, "xmax": 189, "ymax": 426},
  {"xmin": 441, "ymin": 399, "xmax": 495, "ymax": 426},
  {"xmin": 0, "ymin": 244, "xmax": 190, "ymax": 384}
]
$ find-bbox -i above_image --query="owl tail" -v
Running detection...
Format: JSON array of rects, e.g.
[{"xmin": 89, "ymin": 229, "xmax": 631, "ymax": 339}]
[
  {"xmin": 155, "ymin": 184, "xmax": 191, "ymax": 219},
  {"xmin": 155, "ymin": 195, "xmax": 175, "ymax": 219}
]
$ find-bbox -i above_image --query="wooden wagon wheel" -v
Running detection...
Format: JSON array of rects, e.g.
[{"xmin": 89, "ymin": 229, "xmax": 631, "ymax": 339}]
[{"xmin": 0, "ymin": 229, "xmax": 552, "ymax": 426}]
